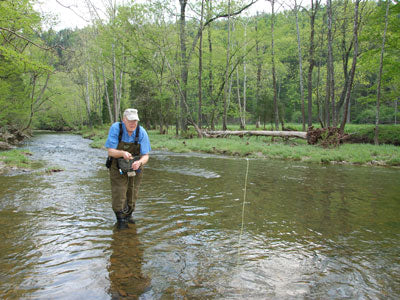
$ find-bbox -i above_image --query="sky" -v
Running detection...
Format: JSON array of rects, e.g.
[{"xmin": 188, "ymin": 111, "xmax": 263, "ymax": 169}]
[{"xmin": 34, "ymin": 0, "xmax": 272, "ymax": 30}]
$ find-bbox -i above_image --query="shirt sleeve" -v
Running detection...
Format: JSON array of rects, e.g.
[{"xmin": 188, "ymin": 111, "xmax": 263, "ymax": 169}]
[
  {"xmin": 139, "ymin": 127, "xmax": 151, "ymax": 155},
  {"xmin": 105, "ymin": 123, "xmax": 120, "ymax": 149}
]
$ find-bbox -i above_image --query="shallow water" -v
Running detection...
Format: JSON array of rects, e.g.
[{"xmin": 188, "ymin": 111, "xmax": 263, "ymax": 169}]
[{"xmin": 0, "ymin": 133, "xmax": 399, "ymax": 299}]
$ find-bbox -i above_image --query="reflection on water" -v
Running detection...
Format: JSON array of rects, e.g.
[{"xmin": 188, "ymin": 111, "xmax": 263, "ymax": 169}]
[
  {"xmin": 108, "ymin": 224, "xmax": 151, "ymax": 299},
  {"xmin": 0, "ymin": 133, "xmax": 399, "ymax": 299}
]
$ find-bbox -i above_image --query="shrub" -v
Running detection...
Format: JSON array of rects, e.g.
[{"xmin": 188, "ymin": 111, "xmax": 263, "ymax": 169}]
[
  {"xmin": 348, "ymin": 125, "xmax": 400, "ymax": 145},
  {"xmin": 353, "ymin": 106, "xmax": 399, "ymax": 124}
]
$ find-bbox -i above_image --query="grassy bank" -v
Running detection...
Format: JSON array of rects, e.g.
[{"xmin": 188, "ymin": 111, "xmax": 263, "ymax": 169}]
[
  {"xmin": 0, "ymin": 149, "xmax": 35, "ymax": 172},
  {"xmin": 80, "ymin": 124, "xmax": 400, "ymax": 167}
]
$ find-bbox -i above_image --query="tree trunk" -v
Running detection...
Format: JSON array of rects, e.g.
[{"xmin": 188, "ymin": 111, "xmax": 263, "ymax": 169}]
[
  {"xmin": 374, "ymin": 0, "xmax": 390, "ymax": 145},
  {"xmin": 242, "ymin": 21, "xmax": 247, "ymax": 130},
  {"xmin": 179, "ymin": 0, "xmax": 189, "ymax": 132},
  {"xmin": 85, "ymin": 67, "xmax": 92, "ymax": 127},
  {"xmin": 112, "ymin": 42, "xmax": 118, "ymax": 121},
  {"xmin": 198, "ymin": 0, "xmax": 205, "ymax": 130},
  {"xmin": 116, "ymin": 46, "xmax": 126, "ymax": 120},
  {"xmin": 327, "ymin": 0, "xmax": 336, "ymax": 127},
  {"xmin": 227, "ymin": 23, "xmax": 234, "ymax": 117},
  {"xmin": 255, "ymin": 14, "xmax": 262, "ymax": 128},
  {"xmin": 294, "ymin": 0, "xmax": 305, "ymax": 131},
  {"xmin": 316, "ymin": 62, "xmax": 324, "ymax": 128},
  {"xmin": 340, "ymin": 0, "xmax": 361, "ymax": 133},
  {"xmin": 270, "ymin": 0, "xmax": 279, "ymax": 130},
  {"xmin": 222, "ymin": 0, "xmax": 231, "ymax": 131},
  {"xmin": 102, "ymin": 65, "xmax": 114, "ymax": 123},
  {"xmin": 23, "ymin": 73, "xmax": 51, "ymax": 132},
  {"xmin": 307, "ymin": 0, "xmax": 319, "ymax": 128},
  {"xmin": 236, "ymin": 66, "xmax": 244, "ymax": 129},
  {"xmin": 324, "ymin": 59, "xmax": 331, "ymax": 127},
  {"xmin": 336, "ymin": 0, "xmax": 351, "ymax": 121},
  {"xmin": 207, "ymin": 0, "xmax": 215, "ymax": 130},
  {"xmin": 159, "ymin": 58, "xmax": 166, "ymax": 134}
]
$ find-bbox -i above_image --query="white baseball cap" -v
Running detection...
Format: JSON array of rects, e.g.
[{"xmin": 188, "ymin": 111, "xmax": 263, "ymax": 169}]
[{"xmin": 123, "ymin": 108, "xmax": 140, "ymax": 121}]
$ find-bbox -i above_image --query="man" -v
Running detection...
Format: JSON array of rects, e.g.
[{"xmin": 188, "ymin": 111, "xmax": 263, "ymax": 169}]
[{"xmin": 105, "ymin": 108, "xmax": 151, "ymax": 228}]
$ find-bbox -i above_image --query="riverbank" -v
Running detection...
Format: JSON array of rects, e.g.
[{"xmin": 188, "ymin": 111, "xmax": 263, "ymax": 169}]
[
  {"xmin": 2, "ymin": 125, "xmax": 398, "ymax": 174},
  {"xmin": 0, "ymin": 149, "xmax": 35, "ymax": 174},
  {"xmin": 79, "ymin": 125, "xmax": 400, "ymax": 167}
]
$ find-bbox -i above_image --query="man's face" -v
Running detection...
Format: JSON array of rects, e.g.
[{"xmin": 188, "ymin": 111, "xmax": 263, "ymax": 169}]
[{"xmin": 123, "ymin": 118, "xmax": 138, "ymax": 133}]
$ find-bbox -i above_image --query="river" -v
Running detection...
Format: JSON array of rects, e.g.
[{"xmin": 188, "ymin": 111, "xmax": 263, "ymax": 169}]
[{"xmin": 0, "ymin": 133, "xmax": 399, "ymax": 299}]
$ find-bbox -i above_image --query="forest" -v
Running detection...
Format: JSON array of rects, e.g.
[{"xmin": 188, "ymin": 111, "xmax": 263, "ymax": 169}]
[{"xmin": 0, "ymin": 0, "xmax": 399, "ymax": 138}]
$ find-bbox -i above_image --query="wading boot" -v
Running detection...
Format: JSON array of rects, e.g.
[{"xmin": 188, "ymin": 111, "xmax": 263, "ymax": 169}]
[
  {"xmin": 115, "ymin": 212, "xmax": 128, "ymax": 229},
  {"xmin": 126, "ymin": 213, "xmax": 135, "ymax": 224}
]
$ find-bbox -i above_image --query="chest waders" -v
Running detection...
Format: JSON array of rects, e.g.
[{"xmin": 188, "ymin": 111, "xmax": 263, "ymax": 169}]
[{"xmin": 109, "ymin": 125, "xmax": 143, "ymax": 227}]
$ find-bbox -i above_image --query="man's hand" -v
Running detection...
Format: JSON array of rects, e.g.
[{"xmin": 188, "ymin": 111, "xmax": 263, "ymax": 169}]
[
  {"xmin": 107, "ymin": 148, "xmax": 133, "ymax": 160},
  {"xmin": 132, "ymin": 160, "xmax": 141, "ymax": 170},
  {"xmin": 122, "ymin": 151, "xmax": 133, "ymax": 160}
]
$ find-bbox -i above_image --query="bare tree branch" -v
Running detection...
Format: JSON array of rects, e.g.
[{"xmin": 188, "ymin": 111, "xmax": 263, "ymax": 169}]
[
  {"xmin": 204, "ymin": 0, "xmax": 258, "ymax": 28},
  {"xmin": 55, "ymin": 0, "xmax": 91, "ymax": 23},
  {"xmin": 0, "ymin": 27, "xmax": 64, "ymax": 51},
  {"xmin": 189, "ymin": 0, "xmax": 258, "ymax": 62}
]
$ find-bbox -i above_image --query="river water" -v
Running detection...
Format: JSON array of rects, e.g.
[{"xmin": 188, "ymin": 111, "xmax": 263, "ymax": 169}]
[{"xmin": 0, "ymin": 133, "xmax": 399, "ymax": 299}]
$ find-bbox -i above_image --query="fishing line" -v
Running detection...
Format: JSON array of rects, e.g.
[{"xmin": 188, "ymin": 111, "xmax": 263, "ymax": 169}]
[{"xmin": 236, "ymin": 158, "xmax": 249, "ymax": 266}]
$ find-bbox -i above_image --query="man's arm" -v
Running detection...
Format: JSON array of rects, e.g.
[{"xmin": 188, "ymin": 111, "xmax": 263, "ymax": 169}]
[
  {"xmin": 107, "ymin": 148, "xmax": 133, "ymax": 160},
  {"xmin": 132, "ymin": 154, "xmax": 149, "ymax": 171},
  {"xmin": 108, "ymin": 149, "xmax": 149, "ymax": 171}
]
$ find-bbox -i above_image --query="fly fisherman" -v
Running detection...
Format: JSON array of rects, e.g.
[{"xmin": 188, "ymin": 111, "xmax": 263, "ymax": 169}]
[{"xmin": 105, "ymin": 109, "xmax": 151, "ymax": 228}]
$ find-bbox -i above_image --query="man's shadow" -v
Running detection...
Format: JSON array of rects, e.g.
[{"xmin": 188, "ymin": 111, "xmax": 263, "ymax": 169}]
[{"xmin": 108, "ymin": 224, "xmax": 151, "ymax": 299}]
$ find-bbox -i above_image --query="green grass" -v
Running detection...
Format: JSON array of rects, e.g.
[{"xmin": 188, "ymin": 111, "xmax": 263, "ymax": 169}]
[
  {"xmin": 0, "ymin": 149, "xmax": 34, "ymax": 168},
  {"xmin": 79, "ymin": 124, "xmax": 400, "ymax": 167},
  {"xmin": 78, "ymin": 125, "xmax": 110, "ymax": 148},
  {"xmin": 0, "ymin": 149, "xmax": 65, "ymax": 174}
]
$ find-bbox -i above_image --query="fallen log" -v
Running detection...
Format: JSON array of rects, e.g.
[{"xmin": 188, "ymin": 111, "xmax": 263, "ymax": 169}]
[{"xmin": 204, "ymin": 130, "xmax": 307, "ymax": 139}]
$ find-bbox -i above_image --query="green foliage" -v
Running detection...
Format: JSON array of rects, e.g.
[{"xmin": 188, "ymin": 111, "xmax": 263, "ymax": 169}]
[
  {"xmin": 349, "ymin": 125, "xmax": 400, "ymax": 146},
  {"xmin": 2, "ymin": 0, "xmax": 399, "ymax": 134},
  {"xmin": 32, "ymin": 71, "xmax": 84, "ymax": 130},
  {"xmin": 353, "ymin": 106, "xmax": 399, "ymax": 124},
  {"xmin": 0, "ymin": 0, "xmax": 55, "ymax": 130},
  {"xmin": 0, "ymin": 149, "xmax": 33, "ymax": 168}
]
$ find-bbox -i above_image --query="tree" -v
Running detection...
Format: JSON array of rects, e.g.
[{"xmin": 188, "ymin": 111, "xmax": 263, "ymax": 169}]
[
  {"xmin": 293, "ymin": 0, "xmax": 306, "ymax": 131},
  {"xmin": 0, "ymin": 0, "xmax": 54, "ymax": 130},
  {"xmin": 340, "ymin": 0, "xmax": 362, "ymax": 132},
  {"xmin": 269, "ymin": 0, "xmax": 279, "ymax": 130},
  {"xmin": 306, "ymin": 0, "xmax": 320, "ymax": 128},
  {"xmin": 222, "ymin": 0, "xmax": 232, "ymax": 131},
  {"xmin": 374, "ymin": 0, "xmax": 390, "ymax": 145},
  {"xmin": 326, "ymin": 0, "xmax": 335, "ymax": 127},
  {"xmin": 198, "ymin": 0, "xmax": 205, "ymax": 130}
]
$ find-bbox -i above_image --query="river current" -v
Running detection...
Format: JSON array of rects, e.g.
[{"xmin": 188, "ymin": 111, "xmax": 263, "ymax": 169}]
[{"xmin": 0, "ymin": 133, "xmax": 399, "ymax": 299}]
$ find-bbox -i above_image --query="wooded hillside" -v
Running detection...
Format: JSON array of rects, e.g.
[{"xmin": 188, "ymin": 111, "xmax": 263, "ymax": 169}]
[{"xmin": 0, "ymin": 0, "xmax": 399, "ymax": 138}]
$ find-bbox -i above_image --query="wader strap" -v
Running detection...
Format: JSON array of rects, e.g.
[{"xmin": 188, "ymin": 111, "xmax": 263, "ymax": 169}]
[
  {"xmin": 118, "ymin": 122, "xmax": 123, "ymax": 143},
  {"xmin": 134, "ymin": 125, "xmax": 140, "ymax": 145}
]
